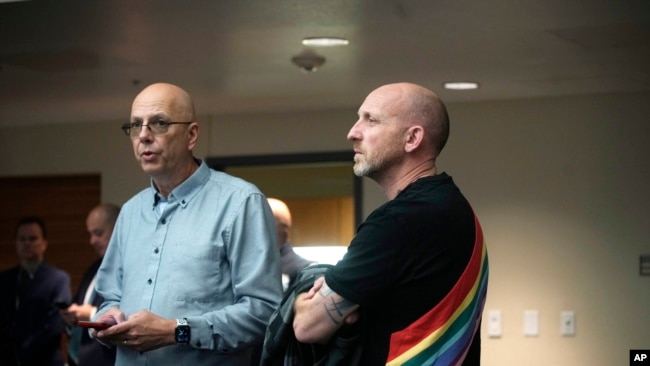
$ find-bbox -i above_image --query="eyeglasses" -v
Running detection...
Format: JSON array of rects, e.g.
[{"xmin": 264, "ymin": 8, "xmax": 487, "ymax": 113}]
[{"xmin": 121, "ymin": 120, "xmax": 192, "ymax": 137}]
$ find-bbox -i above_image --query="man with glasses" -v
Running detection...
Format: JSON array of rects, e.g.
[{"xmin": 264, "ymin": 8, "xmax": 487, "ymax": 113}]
[{"xmin": 92, "ymin": 82, "xmax": 282, "ymax": 365}]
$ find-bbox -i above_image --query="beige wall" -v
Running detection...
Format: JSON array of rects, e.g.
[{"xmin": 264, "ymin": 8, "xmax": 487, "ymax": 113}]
[
  {"xmin": 440, "ymin": 93, "xmax": 650, "ymax": 365},
  {"xmin": 1, "ymin": 92, "xmax": 648, "ymax": 365}
]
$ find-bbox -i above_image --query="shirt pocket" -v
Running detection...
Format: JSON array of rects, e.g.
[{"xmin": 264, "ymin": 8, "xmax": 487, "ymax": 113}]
[{"xmin": 167, "ymin": 241, "xmax": 226, "ymax": 303}]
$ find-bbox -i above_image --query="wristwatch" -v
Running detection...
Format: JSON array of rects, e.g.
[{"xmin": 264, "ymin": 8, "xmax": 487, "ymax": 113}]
[{"xmin": 175, "ymin": 318, "xmax": 191, "ymax": 344}]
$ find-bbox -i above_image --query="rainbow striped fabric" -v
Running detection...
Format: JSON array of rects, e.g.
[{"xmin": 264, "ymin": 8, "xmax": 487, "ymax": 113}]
[{"xmin": 386, "ymin": 215, "xmax": 489, "ymax": 365}]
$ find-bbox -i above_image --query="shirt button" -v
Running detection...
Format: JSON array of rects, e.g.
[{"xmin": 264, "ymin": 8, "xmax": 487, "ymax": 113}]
[
  {"xmin": 154, "ymin": 248, "xmax": 159, "ymax": 254},
  {"xmin": 147, "ymin": 279, "xmax": 152, "ymax": 284},
  {"xmin": 161, "ymin": 219, "xmax": 166, "ymax": 224}
]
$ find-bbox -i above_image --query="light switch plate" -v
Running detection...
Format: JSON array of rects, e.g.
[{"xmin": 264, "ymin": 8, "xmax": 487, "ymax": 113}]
[
  {"xmin": 561, "ymin": 311, "xmax": 576, "ymax": 336},
  {"xmin": 524, "ymin": 310, "xmax": 539, "ymax": 337},
  {"xmin": 487, "ymin": 309, "xmax": 502, "ymax": 338}
]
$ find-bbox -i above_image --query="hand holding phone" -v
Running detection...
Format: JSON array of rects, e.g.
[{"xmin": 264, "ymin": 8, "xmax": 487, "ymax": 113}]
[{"xmin": 77, "ymin": 321, "xmax": 112, "ymax": 330}]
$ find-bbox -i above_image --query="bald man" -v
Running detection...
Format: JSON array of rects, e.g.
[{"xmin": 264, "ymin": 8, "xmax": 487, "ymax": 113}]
[
  {"xmin": 267, "ymin": 198, "xmax": 314, "ymax": 291},
  {"xmin": 292, "ymin": 83, "xmax": 489, "ymax": 365},
  {"xmin": 61, "ymin": 204, "xmax": 120, "ymax": 366},
  {"xmin": 93, "ymin": 83, "xmax": 282, "ymax": 366}
]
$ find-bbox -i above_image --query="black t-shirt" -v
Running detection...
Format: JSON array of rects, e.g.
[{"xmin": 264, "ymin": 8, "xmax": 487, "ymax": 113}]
[{"xmin": 325, "ymin": 173, "xmax": 481, "ymax": 365}]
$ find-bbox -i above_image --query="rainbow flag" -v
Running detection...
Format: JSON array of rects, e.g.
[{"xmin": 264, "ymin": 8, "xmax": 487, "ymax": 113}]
[{"xmin": 386, "ymin": 214, "xmax": 489, "ymax": 365}]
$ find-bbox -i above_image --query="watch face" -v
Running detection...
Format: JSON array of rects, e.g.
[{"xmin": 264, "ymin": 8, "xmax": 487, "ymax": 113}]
[{"xmin": 176, "ymin": 325, "xmax": 190, "ymax": 343}]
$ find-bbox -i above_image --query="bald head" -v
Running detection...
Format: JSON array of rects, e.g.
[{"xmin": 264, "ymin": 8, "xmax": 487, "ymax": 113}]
[
  {"xmin": 267, "ymin": 198, "xmax": 292, "ymax": 248},
  {"xmin": 371, "ymin": 82, "xmax": 449, "ymax": 157},
  {"xmin": 90, "ymin": 203, "xmax": 120, "ymax": 226},
  {"xmin": 86, "ymin": 203, "xmax": 121, "ymax": 256},
  {"xmin": 132, "ymin": 82, "xmax": 196, "ymax": 122}
]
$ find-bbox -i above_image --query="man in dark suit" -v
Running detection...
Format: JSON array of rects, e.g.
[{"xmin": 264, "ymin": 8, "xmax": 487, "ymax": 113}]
[
  {"xmin": 60, "ymin": 204, "xmax": 120, "ymax": 366},
  {"xmin": 0, "ymin": 216, "xmax": 72, "ymax": 366}
]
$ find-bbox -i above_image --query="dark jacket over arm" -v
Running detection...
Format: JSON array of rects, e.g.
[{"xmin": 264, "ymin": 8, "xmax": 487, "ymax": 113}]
[{"xmin": 261, "ymin": 264, "xmax": 364, "ymax": 366}]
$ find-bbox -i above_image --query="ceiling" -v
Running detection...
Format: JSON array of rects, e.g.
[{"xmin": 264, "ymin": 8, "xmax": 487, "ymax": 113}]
[{"xmin": 1, "ymin": 0, "xmax": 649, "ymax": 128}]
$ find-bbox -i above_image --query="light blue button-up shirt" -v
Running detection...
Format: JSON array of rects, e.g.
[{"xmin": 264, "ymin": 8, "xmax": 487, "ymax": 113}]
[{"xmin": 96, "ymin": 160, "xmax": 282, "ymax": 365}]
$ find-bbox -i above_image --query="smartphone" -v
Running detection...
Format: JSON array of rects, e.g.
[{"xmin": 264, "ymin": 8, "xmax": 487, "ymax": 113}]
[
  {"xmin": 77, "ymin": 321, "xmax": 112, "ymax": 330},
  {"xmin": 54, "ymin": 301, "xmax": 70, "ymax": 309}
]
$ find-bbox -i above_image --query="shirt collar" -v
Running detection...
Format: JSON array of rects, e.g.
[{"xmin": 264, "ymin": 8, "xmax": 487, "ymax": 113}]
[{"xmin": 151, "ymin": 159, "xmax": 210, "ymax": 209}]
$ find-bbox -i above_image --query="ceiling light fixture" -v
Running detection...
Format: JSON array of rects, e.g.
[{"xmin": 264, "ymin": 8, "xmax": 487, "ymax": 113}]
[
  {"xmin": 291, "ymin": 50, "xmax": 326, "ymax": 73},
  {"xmin": 302, "ymin": 37, "xmax": 349, "ymax": 47},
  {"xmin": 443, "ymin": 81, "xmax": 479, "ymax": 90}
]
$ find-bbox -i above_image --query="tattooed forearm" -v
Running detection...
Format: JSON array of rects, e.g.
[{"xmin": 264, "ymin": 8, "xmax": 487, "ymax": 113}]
[{"xmin": 322, "ymin": 296, "xmax": 356, "ymax": 325}]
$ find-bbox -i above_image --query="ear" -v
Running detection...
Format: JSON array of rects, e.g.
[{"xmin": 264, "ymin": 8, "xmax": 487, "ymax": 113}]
[
  {"xmin": 404, "ymin": 125, "xmax": 424, "ymax": 153},
  {"xmin": 187, "ymin": 122, "xmax": 200, "ymax": 151}
]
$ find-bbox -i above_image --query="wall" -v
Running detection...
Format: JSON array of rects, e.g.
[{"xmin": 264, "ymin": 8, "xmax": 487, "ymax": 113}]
[
  {"xmin": 440, "ymin": 92, "xmax": 650, "ymax": 366},
  {"xmin": 1, "ymin": 92, "xmax": 648, "ymax": 365},
  {"xmin": 0, "ymin": 121, "xmax": 148, "ymax": 205}
]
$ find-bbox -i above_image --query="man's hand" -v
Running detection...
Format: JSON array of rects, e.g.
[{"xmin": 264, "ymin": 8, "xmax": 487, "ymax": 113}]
[
  {"xmin": 60, "ymin": 303, "xmax": 95, "ymax": 326},
  {"xmin": 91, "ymin": 307, "xmax": 124, "ymax": 342},
  {"xmin": 96, "ymin": 309, "xmax": 176, "ymax": 352}
]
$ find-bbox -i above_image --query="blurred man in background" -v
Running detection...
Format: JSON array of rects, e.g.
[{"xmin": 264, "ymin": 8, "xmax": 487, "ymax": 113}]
[
  {"xmin": 61, "ymin": 203, "xmax": 120, "ymax": 366},
  {"xmin": 0, "ymin": 216, "xmax": 71, "ymax": 366},
  {"xmin": 267, "ymin": 198, "xmax": 314, "ymax": 291}
]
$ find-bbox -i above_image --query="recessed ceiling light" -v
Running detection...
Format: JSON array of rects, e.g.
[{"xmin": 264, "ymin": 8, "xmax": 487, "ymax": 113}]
[
  {"xmin": 302, "ymin": 37, "xmax": 350, "ymax": 47},
  {"xmin": 443, "ymin": 81, "xmax": 479, "ymax": 90}
]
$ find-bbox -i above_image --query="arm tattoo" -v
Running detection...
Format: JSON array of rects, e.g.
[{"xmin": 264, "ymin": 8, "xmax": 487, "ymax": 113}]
[{"xmin": 318, "ymin": 287, "xmax": 356, "ymax": 325}]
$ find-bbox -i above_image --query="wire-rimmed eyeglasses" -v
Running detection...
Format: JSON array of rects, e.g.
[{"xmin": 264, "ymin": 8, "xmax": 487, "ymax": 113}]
[{"xmin": 121, "ymin": 120, "xmax": 192, "ymax": 137}]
